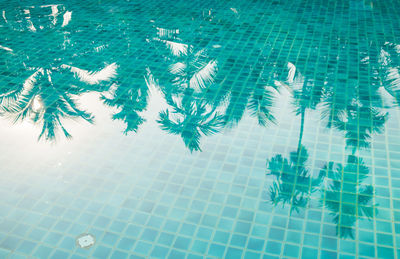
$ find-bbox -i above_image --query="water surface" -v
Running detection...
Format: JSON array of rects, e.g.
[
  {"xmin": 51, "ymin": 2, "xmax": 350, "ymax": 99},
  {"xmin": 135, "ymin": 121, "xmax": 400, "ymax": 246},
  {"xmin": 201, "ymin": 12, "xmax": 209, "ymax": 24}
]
[{"xmin": 0, "ymin": 0, "xmax": 400, "ymax": 258}]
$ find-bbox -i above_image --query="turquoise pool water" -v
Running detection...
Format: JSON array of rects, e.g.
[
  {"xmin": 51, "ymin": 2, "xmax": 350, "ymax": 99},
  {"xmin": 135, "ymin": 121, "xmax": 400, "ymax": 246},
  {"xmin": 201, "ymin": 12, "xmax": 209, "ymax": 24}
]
[{"xmin": 1, "ymin": 0, "xmax": 400, "ymax": 258}]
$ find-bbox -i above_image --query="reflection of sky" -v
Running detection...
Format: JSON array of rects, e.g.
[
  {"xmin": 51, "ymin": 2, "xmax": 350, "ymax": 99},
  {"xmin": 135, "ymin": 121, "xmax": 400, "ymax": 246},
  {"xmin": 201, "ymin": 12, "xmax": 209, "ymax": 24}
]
[{"xmin": 1, "ymin": 73, "xmax": 392, "ymax": 178}]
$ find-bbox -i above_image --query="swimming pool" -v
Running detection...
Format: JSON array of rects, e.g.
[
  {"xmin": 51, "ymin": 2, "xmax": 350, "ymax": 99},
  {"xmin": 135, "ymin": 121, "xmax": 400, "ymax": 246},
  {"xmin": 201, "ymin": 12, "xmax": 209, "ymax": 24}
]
[{"xmin": 0, "ymin": 0, "xmax": 399, "ymax": 258}]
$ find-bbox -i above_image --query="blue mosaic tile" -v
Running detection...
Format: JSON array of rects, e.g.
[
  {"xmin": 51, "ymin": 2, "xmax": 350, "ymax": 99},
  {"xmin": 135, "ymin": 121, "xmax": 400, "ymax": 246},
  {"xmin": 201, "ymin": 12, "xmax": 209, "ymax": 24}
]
[
  {"xmin": 0, "ymin": 0, "xmax": 400, "ymax": 258},
  {"xmin": 110, "ymin": 250, "xmax": 129, "ymax": 259},
  {"xmin": 33, "ymin": 245, "xmax": 54, "ymax": 258}
]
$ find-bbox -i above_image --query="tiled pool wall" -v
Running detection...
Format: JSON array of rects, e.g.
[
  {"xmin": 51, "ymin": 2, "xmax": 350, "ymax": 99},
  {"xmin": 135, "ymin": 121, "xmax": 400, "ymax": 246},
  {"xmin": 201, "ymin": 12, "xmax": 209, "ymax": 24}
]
[{"xmin": 0, "ymin": 0, "xmax": 400, "ymax": 258}]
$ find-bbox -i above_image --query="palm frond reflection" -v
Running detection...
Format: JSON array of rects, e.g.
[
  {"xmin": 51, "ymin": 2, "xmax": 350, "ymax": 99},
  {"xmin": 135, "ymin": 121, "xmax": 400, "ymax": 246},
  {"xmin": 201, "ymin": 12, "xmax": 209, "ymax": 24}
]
[{"xmin": 320, "ymin": 156, "xmax": 376, "ymax": 239}]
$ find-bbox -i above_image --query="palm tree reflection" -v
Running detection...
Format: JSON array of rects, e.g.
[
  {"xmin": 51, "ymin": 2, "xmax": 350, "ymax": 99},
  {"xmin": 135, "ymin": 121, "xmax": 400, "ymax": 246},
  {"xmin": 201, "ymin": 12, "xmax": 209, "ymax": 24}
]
[
  {"xmin": 266, "ymin": 59, "xmax": 378, "ymax": 238},
  {"xmin": 0, "ymin": 4, "xmax": 117, "ymax": 140},
  {"xmin": 149, "ymin": 26, "xmax": 224, "ymax": 151},
  {"xmin": 267, "ymin": 145, "xmax": 325, "ymax": 213},
  {"xmin": 320, "ymin": 155, "xmax": 376, "ymax": 239},
  {"xmin": 324, "ymin": 103, "xmax": 387, "ymax": 150},
  {"xmin": 266, "ymin": 61, "xmax": 326, "ymax": 212},
  {"xmin": 157, "ymin": 88, "xmax": 224, "ymax": 152},
  {"xmin": 221, "ymin": 54, "xmax": 278, "ymax": 128},
  {"xmin": 101, "ymin": 70, "xmax": 149, "ymax": 134},
  {"xmin": 1, "ymin": 68, "xmax": 95, "ymax": 140},
  {"xmin": 378, "ymin": 42, "xmax": 400, "ymax": 107},
  {"xmin": 320, "ymin": 42, "xmax": 393, "ymax": 151}
]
